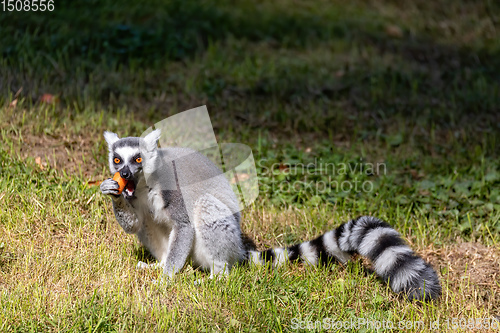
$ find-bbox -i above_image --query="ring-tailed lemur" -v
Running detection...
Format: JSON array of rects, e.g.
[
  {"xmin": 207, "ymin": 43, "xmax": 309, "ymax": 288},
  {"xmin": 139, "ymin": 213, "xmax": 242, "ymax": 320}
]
[{"xmin": 100, "ymin": 130, "xmax": 441, "ymax": 301}]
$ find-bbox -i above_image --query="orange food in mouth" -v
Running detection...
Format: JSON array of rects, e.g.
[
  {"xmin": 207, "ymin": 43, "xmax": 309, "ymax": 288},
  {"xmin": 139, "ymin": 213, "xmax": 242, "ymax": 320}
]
[{"xmin": 113, "ymin": 172, "xmax": 128, "ymax": 194}]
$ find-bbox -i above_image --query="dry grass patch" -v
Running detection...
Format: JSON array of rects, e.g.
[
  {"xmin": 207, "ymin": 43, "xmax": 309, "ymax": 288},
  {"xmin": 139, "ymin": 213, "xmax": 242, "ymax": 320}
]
[{"xmin": 425, "ymin": 242, "xmax": 500, "ymax": 313}]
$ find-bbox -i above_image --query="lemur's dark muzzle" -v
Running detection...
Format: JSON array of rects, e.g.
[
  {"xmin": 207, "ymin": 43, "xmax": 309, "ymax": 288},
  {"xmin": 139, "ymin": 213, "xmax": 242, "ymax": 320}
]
[{"xmin": 120, "ymin": 166, "xmax": 132, "ymax": 180}]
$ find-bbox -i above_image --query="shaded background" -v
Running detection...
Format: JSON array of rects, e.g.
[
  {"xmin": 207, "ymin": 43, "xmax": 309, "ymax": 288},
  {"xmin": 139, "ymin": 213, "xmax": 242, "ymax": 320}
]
[{"xmin": 2, "ymin": 0, "xmax": 499, "ymax": 128}]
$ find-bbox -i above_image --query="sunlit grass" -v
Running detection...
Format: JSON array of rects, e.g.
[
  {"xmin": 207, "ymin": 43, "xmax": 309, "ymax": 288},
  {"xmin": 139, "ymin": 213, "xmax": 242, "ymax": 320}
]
[{"xmin": 0, "ymin": 104, "xmax": 499, "ymax": 331}]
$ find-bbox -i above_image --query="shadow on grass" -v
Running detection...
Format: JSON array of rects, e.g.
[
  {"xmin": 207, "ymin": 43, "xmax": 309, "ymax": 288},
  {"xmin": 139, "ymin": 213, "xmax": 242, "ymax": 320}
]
[
  {"xmin": 1, "ymin": 0, "xmax": 360, "ymax": 62},
  {"xmin": 1, "ymin": 0, "xmax": 499, "ymax": 127},
  {"xmin": 132, "ymin": 245, "xmax": 156, "ymax": 264}
]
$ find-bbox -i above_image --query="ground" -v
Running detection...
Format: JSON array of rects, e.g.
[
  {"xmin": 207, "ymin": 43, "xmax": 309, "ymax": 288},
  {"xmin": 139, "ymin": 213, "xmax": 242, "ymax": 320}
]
[{"xmin": 0, "ymin": 0, "xmax": 499, "ymax": 331}]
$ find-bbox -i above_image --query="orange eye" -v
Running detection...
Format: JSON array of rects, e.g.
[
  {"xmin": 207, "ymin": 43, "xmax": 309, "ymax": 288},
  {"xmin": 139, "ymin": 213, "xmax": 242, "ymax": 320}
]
[
  {"xmin": 113, "ymin": 158, "xmax": 121, "ymax": 164},
  {"xmin": 136, "ymin": 157, "xmax": 143, "ymax": 163}
]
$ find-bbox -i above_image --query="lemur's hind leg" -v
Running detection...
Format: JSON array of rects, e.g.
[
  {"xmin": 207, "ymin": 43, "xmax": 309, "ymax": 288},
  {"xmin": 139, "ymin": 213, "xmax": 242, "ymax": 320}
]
[{"xmin": 192, "ymin": 194, "xmax": 245, "ymax": 279}]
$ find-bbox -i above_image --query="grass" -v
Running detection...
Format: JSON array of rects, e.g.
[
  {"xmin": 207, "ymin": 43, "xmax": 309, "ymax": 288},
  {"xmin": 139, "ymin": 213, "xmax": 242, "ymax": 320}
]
[{"xmin": 1, "ymin": 0, "xmax": 500, "ymax": 331}]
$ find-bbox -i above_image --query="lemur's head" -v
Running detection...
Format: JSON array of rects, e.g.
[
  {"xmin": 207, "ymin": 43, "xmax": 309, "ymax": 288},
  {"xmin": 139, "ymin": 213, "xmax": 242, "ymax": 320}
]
[{"xmin": 103, "ymin": 129, "xmax": 161, "ymax": 198}]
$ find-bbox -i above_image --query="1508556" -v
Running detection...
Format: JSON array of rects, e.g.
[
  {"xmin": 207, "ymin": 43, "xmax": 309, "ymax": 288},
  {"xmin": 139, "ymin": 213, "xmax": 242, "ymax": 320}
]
[{"xmin": 2, "ymin": 0, "xmax": 54, "ymax": 11}]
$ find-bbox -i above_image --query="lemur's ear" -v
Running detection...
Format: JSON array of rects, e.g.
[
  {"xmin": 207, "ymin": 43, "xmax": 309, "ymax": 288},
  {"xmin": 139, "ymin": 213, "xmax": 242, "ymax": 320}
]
[
  {"xmin": 104, "ymin": 131, "xmax": 120, "ymax": 147},
  {"xmin": 143, "ymin": 129, "xmax": 161, "ymax": 151}
]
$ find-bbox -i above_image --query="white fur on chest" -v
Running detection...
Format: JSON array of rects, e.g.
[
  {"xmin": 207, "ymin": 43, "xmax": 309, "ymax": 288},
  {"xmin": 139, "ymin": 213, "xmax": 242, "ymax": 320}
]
[
  {"xmin": 128, "ymin": 180, "xmax": 173, "ymax": 225},
  {"xmin": 131, "ymin": 184, "xmax": 174, "ymax": 263},
  {"xmin": 147, "ymin": 185, "xmax": 174, "ymax": 225}
]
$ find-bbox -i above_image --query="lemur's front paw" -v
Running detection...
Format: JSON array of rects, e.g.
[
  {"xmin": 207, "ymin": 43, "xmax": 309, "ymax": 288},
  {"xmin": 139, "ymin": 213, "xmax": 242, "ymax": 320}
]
[
  {"xmin": 100, "ymin": 178, "xmax": 120, "ymax": 197},
  {"xmin": 137, "ymin": 261, "xmax": 161, "ymax": 270},
  {"xmin": 137, "ymin": 261, "xmax": 149, "ymax": 269}
]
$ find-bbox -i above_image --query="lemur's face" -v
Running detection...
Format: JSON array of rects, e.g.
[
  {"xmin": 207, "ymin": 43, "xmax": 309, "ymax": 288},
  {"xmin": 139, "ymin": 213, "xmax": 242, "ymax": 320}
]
[
  {"xmin": 103, "ymin": 130, "xmax": 161, "ymax": 199},
  {"xmin": 111, "ymin": 144, "xmax": 142, "ymax": 198},
  {"xmin": 108, "ymin": 138, "xmax": 142, "ymax": 198}
]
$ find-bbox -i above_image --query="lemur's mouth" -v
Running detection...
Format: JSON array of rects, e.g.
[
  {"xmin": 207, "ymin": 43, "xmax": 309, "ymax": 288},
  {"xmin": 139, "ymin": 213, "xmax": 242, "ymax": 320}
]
[{"xmin": 124, "ymin": 180, "xmax": 136, "ymax": 198}]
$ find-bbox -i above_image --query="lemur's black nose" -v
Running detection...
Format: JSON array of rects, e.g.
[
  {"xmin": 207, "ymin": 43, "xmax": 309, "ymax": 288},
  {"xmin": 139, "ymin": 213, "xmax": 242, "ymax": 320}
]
[{"xmin": 120, "ymin": 167, "xmax": 132, "ymax": 180}]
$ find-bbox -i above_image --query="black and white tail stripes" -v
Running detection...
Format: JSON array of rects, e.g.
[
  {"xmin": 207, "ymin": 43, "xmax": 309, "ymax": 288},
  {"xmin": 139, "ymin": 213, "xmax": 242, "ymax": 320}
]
[{"xmin": 248, "ymin": 216, "xmax": 441, "ymax": 301}]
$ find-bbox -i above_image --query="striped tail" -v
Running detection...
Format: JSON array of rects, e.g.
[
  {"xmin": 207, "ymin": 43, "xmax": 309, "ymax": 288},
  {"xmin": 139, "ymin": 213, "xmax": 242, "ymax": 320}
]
[{"xmin": 247, "ymin": 216, "xmax": 441, "ymax": 301}]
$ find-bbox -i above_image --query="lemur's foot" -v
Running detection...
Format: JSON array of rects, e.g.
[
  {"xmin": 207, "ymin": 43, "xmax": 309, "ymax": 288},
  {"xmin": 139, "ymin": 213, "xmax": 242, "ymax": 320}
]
[
  {"xmin": 151, "ymin": 277, "xmax": 170, "ymax": 286},
  {"xmin": 194, "ymin": 272, "xmax": 227, "ymax": 285},
  {"xmin": 136, "ymin": 261, "xmax": 161, "ymax": 270}
]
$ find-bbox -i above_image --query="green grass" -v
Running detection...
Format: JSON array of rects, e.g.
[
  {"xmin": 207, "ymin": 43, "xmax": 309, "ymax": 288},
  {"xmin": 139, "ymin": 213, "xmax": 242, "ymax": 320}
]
[{"xmin": 1, "ymin": 0, "xmax": 500, "ymax": 331}]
